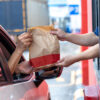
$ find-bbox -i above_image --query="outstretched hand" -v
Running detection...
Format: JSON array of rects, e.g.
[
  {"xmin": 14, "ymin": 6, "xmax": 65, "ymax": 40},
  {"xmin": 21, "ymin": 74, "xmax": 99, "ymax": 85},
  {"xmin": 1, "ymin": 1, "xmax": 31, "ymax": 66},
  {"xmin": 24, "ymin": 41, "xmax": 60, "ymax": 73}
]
[
  {"xmin": 50, "ymin": 28, "xmax": 67, "ymax": 41},
  {"xmin": 55, "ymin": 55, "xmax": 78, "ymax": 67}
]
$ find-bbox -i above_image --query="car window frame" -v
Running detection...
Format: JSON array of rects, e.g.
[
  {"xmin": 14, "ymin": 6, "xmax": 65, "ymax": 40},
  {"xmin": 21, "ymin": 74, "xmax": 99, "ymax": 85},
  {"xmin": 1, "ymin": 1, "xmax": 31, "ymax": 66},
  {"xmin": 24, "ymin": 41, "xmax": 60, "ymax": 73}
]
[{"xmin": 0, "ymin": 48, "xmax": 13, "ymax": 86}]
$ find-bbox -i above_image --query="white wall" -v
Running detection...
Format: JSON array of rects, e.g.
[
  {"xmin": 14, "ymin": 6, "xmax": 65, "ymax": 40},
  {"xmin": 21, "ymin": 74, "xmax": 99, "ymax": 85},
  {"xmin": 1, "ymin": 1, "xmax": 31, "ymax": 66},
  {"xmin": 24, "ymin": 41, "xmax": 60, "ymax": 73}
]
[{"xmin": 27, "ymin": 0, "xmax": 49, "ymax": 28}]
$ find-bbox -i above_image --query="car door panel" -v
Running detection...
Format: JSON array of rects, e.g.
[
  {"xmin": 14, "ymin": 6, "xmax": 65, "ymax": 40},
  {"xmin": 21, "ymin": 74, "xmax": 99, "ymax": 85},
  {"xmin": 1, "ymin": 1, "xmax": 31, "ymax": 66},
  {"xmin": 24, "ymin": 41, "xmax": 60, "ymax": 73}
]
[{"xmin": 0, "ymin": 79, "xmax": 49, "ymax": 100}]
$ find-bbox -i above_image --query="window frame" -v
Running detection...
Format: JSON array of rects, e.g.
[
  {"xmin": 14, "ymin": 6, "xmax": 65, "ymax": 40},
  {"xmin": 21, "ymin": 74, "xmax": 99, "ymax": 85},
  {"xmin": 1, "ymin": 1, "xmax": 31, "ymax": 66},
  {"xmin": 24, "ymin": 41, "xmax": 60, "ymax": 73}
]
[{"xmin": 0, "ymin": 48, "xmax": 13, "ymax": 86}]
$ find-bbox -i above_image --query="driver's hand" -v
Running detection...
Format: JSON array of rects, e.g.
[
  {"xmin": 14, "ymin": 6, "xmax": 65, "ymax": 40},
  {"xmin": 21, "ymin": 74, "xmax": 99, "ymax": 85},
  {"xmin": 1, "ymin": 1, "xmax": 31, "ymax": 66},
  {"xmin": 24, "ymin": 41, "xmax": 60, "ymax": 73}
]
[
  {"xmin": 15, "ymin": 61, "xmax": 33, "ymax": 74},
  {"xmin": 17, "ymin": 32, "xmax": 33, "ymax": 52}
]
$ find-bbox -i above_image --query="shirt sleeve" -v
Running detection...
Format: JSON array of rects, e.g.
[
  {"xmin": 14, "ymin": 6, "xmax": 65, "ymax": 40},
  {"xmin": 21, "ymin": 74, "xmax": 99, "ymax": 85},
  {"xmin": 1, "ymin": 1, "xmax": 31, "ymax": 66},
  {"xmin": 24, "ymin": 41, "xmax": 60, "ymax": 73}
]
[{"xmin": 94, "ymin": 27, "xmax": 99, "ymax": 36}]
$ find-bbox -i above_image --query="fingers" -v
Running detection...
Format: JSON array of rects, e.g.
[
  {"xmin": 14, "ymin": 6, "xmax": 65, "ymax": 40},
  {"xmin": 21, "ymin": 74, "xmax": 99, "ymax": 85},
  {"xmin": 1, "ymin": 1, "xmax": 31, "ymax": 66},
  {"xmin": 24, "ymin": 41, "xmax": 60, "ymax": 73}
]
[
  {"xmin": 55, "ymin": 57, "xmax": 65, "ymax": 67},
  {"xmin": 19, "ymin": 36, "xmax": 33, "ymax": 47},
  {"xmin": 55, "ymin": 62, "xmax": 65, "ymax": 67},
  {"xmin": 57, "ymin": 57, "xmax": 65, "ymax": 63},
  {"xmin": 19, "ymin": 32, "xmax": 33, "ymax": 42},
  {"xmin": 19, "ymin": 32, "xmax": 32, "ymax": 39},
  {"xmin": 17, "ymin": 32, "xmax": 33, "ymax": 51},
  {"xmin": 50, "ymin": 28, "xmax": 66, "ymax": 41},
  {"xmin": 50, "ymin": 28, "xmax": 58, "ymax": 34},
  {"xmin": 50, "ymin": 31, "xmax": 58, "ymax": 35},
  {"xmin": 22, "ymin": 38, "xmax": 33, "ymax": 43},
  {"xmin": 25, "ymin": 42, "xmax": 32, "ymax": 47}
]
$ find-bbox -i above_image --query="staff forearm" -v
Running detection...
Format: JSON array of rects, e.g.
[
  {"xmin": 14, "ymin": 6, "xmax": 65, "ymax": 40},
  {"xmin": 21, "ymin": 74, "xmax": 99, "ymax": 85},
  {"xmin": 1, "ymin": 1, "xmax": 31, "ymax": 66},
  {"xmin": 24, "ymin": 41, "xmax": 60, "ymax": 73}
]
[
  {"xmin": 75, "ymin": 44, "xmax": 99, "ymax": 62},
  {"xmin": 65, "ymin": 32, "xmax": 99, "ymax": 46}
]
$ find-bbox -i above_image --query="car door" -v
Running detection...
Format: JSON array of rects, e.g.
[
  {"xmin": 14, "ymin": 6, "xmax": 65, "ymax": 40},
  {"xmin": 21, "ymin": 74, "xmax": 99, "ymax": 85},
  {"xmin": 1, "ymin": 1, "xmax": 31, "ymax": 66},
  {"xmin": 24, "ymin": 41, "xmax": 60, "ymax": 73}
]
[{"xmin": 0, "ymin": 48, "xmax": 49, "ymax": 100}]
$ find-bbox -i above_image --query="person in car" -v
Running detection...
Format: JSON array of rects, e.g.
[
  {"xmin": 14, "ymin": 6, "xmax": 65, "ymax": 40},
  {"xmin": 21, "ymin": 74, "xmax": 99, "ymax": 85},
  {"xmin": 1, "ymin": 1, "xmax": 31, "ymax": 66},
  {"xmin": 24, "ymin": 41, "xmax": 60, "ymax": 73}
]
[
  {"xmin": 50, "ymin": 28, "xmax": 99, "ymax": 67},
  {"xmin": 8, "ymin": 32, "xmax": 33, "ymax": 75}
]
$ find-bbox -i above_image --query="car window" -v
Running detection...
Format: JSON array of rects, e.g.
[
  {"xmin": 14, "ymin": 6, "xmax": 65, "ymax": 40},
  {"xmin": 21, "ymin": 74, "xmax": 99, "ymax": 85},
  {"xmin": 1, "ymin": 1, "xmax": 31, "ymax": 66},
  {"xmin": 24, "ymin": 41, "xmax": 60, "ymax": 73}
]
[
  {"xmin": 0, "ymin": 27, "xmax": 29, "ymax": 82},
  {"xmin": 0, "ymin": 27, "xmax": 24, "ymax": 63}
]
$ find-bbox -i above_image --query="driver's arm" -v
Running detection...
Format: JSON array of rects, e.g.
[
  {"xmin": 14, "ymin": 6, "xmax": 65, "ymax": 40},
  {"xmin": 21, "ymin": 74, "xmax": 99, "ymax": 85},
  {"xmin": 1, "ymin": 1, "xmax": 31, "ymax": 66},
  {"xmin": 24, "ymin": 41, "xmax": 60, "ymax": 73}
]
[{"xmin": 8, "ymin": 32, "xmax": 32, "ymax": 74}]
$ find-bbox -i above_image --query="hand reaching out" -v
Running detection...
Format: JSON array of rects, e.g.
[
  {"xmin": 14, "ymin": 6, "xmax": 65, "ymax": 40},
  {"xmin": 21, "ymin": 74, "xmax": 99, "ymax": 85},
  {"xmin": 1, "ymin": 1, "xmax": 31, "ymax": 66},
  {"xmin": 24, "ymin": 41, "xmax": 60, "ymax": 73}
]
[
  {"xmin": 50, "ymin": 28, "xmax": 67, "ymax": 41},
  {"xmin": 55, "ymin": 55, "xmax": 79, "ymax": 67}
]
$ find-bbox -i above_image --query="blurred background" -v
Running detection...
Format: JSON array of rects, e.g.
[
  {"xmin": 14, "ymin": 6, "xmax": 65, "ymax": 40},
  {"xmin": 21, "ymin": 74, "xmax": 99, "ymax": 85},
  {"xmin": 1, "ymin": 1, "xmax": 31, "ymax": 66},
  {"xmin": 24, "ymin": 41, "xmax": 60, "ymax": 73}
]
[
  {"xmin": 0, "ymin": 0, "xmax": 83, "ymax": 100},
  {"xmin": 0, "ymin": 0, "xmax": 81, "ymax": 35}
]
